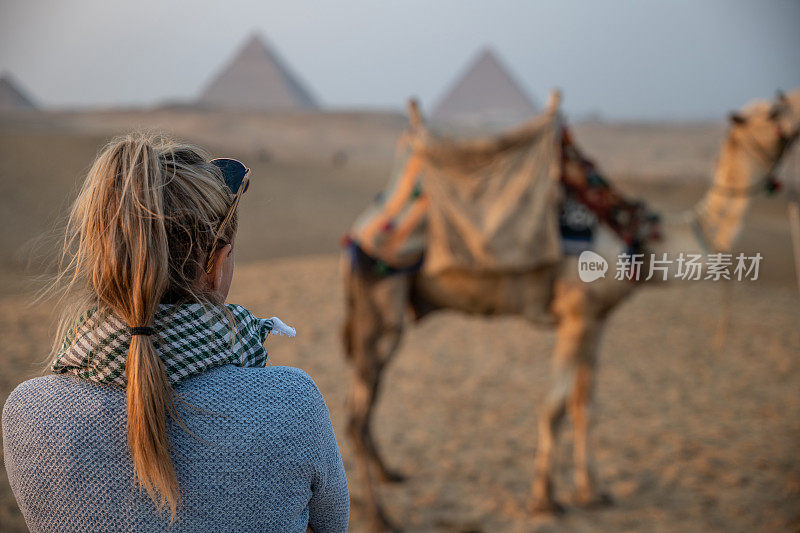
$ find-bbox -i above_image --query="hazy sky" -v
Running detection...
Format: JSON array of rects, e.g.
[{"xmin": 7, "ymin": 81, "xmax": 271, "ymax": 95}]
[{"xmin": 1, "ymin": 0, "xmax": 798, "ymax": 120}]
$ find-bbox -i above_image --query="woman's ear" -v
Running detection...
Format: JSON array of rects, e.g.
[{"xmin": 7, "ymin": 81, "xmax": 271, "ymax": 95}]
[{"xmin": 206, "ymin": 243, "xmax": 232, "ymax": 291}]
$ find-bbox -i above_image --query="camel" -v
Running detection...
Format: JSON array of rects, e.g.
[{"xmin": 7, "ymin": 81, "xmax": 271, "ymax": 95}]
[{"xmin": 341, "ymin": 89, "xmax": 800, "ymax": 530}]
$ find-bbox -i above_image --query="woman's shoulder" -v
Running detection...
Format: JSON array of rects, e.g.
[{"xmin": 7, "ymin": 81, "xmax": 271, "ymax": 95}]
[
  {"xmin": 4, "ymin": 373, "xmax": 109, "ymax": 413},
  {"xmin": 182, "ymin": 365, "xmax": 328, "ymax": 417},
  {"xmin": 3, "ymin": 374, "xmax": 122, "ymax": 436},
  {"xmin": 3, "ymin": 365, "xmax": 328, "ymax": 428},
  {"xmin": 182, "ymin": 364, "xmax": 321, "ymax": 398},
  {"xmin": 5, "ymin": 364, "xmax": 317, "ymax": 395}
]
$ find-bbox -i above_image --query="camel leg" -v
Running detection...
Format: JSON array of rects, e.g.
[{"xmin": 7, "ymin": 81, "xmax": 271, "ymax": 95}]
[
  {"xmin": 348, "ymin": 333, "xmax": 405, "ymax": 484},
  {"xmin": 568, "ymin": 324, "xmax": 611, "ymax": 507},
  {"xmin": 348, "ymin": 363, "xmax": 397, "ymax": 531},
  {"xmin": 531, "ymin": 281, "xmax": 599, "ymax": 514},
  {"xmin": 343, "ymin": 269, "xmax": 408, "ymax": 531},
  {"xmin": 347, "ymin": 272, "xmax": 408, "ymax": 482},
  {"xmin": 530, "ymin": 355, "xmax": 570, "ymax": 514}
]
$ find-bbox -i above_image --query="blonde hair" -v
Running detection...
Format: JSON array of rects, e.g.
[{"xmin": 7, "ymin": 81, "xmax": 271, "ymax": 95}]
[{"xmin": 48, "ymin": 132, "xmax": 238, "ymax": 518}]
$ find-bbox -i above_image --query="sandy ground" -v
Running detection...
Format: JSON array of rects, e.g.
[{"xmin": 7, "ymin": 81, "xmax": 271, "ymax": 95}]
[
  {"xmin": 1, "ymin": 110, "xmax": 799, "ymax": 531},
  {"xmin": 2, "ymin": 257, "xmax": 798, "ymax": 532}
]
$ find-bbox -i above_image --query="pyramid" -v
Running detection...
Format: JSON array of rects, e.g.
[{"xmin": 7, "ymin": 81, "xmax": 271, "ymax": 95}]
[
  {"xmin": 431, "ymin": 48, "xmax": 537, "ymax": 126},
  {"xmin": 198, "ymin": 34, "xmax": 317, "ymax": 111},
  {"xmin": 0, "ymin": 73, "xmax": 37, "ymax": 111}
]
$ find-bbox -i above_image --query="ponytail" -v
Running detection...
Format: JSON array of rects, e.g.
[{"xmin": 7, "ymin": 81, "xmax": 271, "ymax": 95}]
[
  {"xmin": 127, "ymin": 334, "xmax": 179, "ymax": 516},
  {"xmin": 107, "ymin": 138, "xmax": 180, "ymax": 516},
  {"xmin": 50, "ymin": 133, "xmax": 238, "ymax": 519}
]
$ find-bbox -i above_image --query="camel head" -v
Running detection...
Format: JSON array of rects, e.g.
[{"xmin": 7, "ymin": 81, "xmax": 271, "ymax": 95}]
[
  {"xmin": 691, "ymin": 89, "xmax": 800, "ymax": 254},
  {"xmin": 727, "ymin": 88, "xmax": 800, "ymax": 179}
]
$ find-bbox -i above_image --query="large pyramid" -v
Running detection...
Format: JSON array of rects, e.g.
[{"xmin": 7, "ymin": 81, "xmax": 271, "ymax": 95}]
[
  {"xmin": 198, "ymin": 34, "xmax": 317, "ymax": 111},
  {"xmin": 431, "ymin": 48, "xmax": 537, "ymax": 126},
  {"xmin": 0, "ymin": 72, "xmax": 37, "ymax": 111}
]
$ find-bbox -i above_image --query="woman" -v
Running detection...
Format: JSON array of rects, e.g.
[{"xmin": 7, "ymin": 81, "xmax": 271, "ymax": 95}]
[{"xmin": 2, "ymin": 134, "xmax": 349, "ymax": 532}]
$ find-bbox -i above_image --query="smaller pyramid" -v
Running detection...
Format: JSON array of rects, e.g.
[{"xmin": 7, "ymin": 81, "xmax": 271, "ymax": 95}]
[
  {"xmin": 198, "ymin": 34, "xmax": 317, "ymax": 111},
  {"xmin": 0, "ymin": 72, "xmax": 37, "ymax": 111},
  {"xmin": 432, "ymin": 48, "xmax": 537, "ymax": 126}
]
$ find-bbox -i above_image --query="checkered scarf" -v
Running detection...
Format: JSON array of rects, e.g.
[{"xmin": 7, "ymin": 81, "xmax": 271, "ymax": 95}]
[{"xmin": 51, "ymin": 303, "xmax": 287, "ymax": 387}]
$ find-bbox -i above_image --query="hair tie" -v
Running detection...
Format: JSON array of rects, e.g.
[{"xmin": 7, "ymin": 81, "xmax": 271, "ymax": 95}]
[{"xmin": 130, "ymin": 326, "xmax": 156, "ymax": 336}]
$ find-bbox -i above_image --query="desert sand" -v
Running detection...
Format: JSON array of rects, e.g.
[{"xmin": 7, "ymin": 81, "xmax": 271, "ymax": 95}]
[{"xmin": 1, "ymin": 109, "xmax": 798, "ymax": 531}]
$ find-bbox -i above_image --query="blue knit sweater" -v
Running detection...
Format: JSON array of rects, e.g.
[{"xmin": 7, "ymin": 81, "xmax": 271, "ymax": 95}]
[{"xmin": 2, "ymin": 365, "xmax": 349, "ymax": 532}]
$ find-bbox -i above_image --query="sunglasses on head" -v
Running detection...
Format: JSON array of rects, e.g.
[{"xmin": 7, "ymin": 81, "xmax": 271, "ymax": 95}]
[
  {"xmin": 205, "ymin": 158, "xmax": 251, "ymax": 273},
  {"xmin": 210, "ymin": 158, "xmax": 251, "ymax": 195}
]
